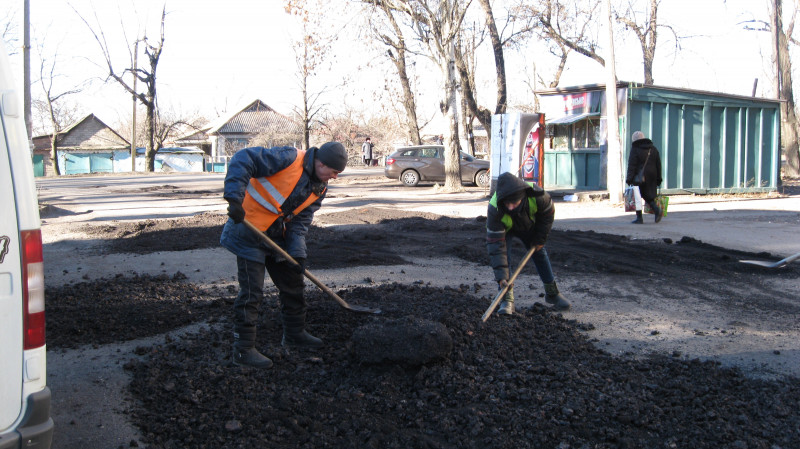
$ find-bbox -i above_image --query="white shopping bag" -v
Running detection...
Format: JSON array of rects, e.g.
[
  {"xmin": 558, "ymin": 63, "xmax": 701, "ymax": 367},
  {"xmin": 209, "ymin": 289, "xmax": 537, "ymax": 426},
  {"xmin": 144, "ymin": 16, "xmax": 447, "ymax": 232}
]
[{"xmin": 624, "ymin": 186, "xmax": 643, "ymax": 212}]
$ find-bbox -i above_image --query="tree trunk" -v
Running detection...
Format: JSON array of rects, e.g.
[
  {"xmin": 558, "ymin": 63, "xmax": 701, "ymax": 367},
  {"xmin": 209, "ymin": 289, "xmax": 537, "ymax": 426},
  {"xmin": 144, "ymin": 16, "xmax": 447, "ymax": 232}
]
[
  {"xmin": 460, "ymin": 94, "xmax": 475, "ymax": 156},
  {"xmin": 388, "ymin": 49, "xmax": 422, "ymax": 145},
  {"xmin": 442, "ymin": 44, "xmax": 463, "ymax": 192},
  {"xmin": 455, "ymin": 45, "xmax": 491, "ymax": 136},
  {"xmin": 47, "ymin": 103, "xmax": 61, "ymax": 175},
  {"xmin": 643, "ymin": 0, "xmax": 658, "ymax": 85},
  {"xmin": 376, "ymin": 4, "xmax": 421, "ymax": 145},
  {"xmin": 778, "ymin": 1, "xmax": 800, "ymax": 176},
  {"xmin": 49, "ymin": 134, "xmax": 60, "ymax": 176},
  {"xmin": 145, "ymin": 102, "xmax": 156, "ymax": 172},
  {"xmin": 455, "ymin": 0, "xmax": 506, "ymax": 143},
  {"xmin": 478, "ymin": 0, "xmax": 506, "ymax": 117}
]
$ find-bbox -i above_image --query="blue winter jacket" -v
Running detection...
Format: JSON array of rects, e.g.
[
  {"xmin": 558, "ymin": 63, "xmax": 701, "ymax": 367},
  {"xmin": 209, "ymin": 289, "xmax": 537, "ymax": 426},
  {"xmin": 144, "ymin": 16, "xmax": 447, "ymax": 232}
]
[{"xmin": 220, "ymin": 146, "xmax": 327, "ymax": 263}]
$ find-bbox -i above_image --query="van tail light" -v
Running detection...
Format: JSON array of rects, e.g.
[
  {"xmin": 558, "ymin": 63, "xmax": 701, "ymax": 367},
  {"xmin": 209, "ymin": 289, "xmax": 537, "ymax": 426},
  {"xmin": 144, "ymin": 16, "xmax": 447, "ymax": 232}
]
[
  {"xmin": 21, "ymin": 229, "xmax": 45, "ymax": 349},
  {"xmin": 386, "ymin": 158, "xmax": 395, "ymax": 165}
]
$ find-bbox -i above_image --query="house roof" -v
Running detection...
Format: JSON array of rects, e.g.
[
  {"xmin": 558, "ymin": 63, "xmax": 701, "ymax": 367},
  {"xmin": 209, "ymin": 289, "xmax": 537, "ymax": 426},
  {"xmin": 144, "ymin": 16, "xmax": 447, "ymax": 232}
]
[
  {"xmin": 207, "ymin": 99, "xmax": 299, "ymax": 135},
  {"xmin": 32, "ymin": 113, "xmax": 129, "ymax": 151},
  {"xmin": 173, "ymin": 99, "xmax": 300, "ymax": 144}
]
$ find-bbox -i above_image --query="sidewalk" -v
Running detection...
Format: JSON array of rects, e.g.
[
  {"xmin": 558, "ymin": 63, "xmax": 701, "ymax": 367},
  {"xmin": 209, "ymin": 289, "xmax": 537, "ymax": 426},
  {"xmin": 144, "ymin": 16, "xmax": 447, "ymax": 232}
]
[{"xmin": 548, "ymin": 188, "xmax": 800, "ymax": 259}]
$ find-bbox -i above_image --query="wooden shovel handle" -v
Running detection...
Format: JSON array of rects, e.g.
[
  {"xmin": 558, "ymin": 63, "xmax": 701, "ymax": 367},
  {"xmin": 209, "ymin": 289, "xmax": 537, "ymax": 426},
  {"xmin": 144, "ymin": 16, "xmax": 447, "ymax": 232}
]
[
  {"xmin": 481, "ymin": 245, "xmax": 538, "ymax": 322},
  {"xmin": 242, "ymin": 219, "xmax": 380, "ymax": 314}
]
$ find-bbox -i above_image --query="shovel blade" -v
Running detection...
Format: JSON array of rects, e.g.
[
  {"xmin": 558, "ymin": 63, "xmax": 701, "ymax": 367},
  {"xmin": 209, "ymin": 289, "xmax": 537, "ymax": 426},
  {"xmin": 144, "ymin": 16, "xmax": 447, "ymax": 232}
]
[
  {"xmin": 346, "ymin": 304, "xmax": 382, "ymax": 314},
  {"xmin": 739, "ymin": 259, "xmax": 784, "ymax": 268},
  {"xmin": 740, "ymin": 251, "xmax": 800, "ymax": 269}
]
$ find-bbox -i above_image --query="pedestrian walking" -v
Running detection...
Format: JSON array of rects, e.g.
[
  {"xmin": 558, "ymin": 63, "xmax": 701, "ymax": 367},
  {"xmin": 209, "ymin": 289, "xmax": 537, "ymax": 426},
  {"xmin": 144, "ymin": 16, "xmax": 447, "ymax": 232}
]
[
  {"xmin": 362, "ymin": 137, "xmax": 374, "ymax": 167},
  {"xmin": 626, "ymin": 131, "xmax": 664, "ymax": 224}
]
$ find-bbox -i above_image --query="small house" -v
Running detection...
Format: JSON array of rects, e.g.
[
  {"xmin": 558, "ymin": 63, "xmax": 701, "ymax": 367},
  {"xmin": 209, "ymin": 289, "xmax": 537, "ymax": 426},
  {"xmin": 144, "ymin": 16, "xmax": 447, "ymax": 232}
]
[
  {"xmin": 32, "ymin": 114, "xmax": 130, "ymax": 176},
  {"xmin": 171, "ymin": 99, "xmax": 301, "ymax": 172}
]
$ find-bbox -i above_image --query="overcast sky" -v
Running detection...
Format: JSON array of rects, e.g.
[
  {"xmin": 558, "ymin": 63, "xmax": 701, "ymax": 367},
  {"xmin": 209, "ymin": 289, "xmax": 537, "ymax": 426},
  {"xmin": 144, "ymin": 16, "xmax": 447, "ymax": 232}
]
[{"xmin": 1, "ymin": 0, "xmax": 780, "ymax": 133}]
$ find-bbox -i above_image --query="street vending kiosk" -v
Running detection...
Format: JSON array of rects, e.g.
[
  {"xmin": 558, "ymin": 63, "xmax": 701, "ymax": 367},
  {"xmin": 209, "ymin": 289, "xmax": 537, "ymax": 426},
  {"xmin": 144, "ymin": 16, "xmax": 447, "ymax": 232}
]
[{"xmin": 489, "ymin": 112, "xmax": 545, "ymax": 192}]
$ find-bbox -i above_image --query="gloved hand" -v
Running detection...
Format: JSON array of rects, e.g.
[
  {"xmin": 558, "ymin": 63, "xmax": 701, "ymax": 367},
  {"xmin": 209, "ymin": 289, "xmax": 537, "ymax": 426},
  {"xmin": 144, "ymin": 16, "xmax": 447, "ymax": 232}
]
[
  {"xmin": 226, "ymin": 199, "xmax": 245, "ymax": 224},
  {"xmin": 290, "ymin": 257, "xmax": 306, "ymax": 274},
  {"xmin": 498, "ymin": 279, "xmax": 512, "ymax": 289}
]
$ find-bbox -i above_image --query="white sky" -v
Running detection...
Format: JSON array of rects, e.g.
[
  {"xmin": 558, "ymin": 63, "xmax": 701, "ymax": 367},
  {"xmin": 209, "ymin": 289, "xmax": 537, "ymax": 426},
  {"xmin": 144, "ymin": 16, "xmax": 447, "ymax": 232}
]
[{"xmin": 1, "ymin": 0, "xmax": 781, "ymax": 133}]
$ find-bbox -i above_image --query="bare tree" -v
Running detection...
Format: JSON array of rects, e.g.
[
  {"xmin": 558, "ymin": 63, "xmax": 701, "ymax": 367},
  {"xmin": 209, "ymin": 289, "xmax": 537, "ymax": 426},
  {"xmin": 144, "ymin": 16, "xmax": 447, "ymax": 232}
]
[
  {"xmin": 75, "ymin": 5, "xmax": 166, "ymax": 172},
  {"xmin": 364, "ymin": 1, "xmax": 423, "ymax": 144},
  {"xmin": 455, "ymin": 0, "xmax": 507, "ymax": 142},
  {"xmin": 313, "ymin": 107, "xmax": 408, "ymax": 163},
  {"xmin": 742, "ymin": 0, "xmax": 800, "ymax": 177},
  {"xmin": 521, "ymin": 0, "xmax": 605, "ymax": 65},
  {"xmin": 509, "ymin": 0, "xmax": 604, "ymax": 92},
  {"xmin": 1, "ymin": 10, "xmax": 18, "ymax": 53},
  {"xmin": 377, "ymin": 0, "xmax": 472, "ymax": 192},
  {"xmin": 613, "ymin": 0, "xmax": 681, "ymax": 85},
  {"xmin": 775, "ymin": 0, "xmax": 800, "ymax": 176},
  {"xmin": 34, "ymin": 38, "xmax": 86, "ymax": 175},
  {"xmin": 286, "ymin": 0, "xmax": 336, "ymax": 150},
  {"xmin": 153, "ymin": 110, "xmax": 207, "ymax": 153},
  {"xmin": 614, "ymin": 0, "xmax": 658, "ymax": 84},
  {"xmin": 31, "ymin": 99, "xmax": 81, "ymax": 137}
]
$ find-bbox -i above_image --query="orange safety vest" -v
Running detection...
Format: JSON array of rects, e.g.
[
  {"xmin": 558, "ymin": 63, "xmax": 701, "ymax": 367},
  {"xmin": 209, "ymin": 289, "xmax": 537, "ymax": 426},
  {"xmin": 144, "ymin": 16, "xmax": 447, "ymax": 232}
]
[{"xmin": 242, "ymin": 149, "xmax": 324, "ymax": 231}]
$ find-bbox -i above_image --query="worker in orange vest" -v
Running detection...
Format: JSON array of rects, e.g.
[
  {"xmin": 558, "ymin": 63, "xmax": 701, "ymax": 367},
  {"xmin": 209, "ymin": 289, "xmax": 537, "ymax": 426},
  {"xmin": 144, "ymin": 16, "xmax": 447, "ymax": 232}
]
[{"xmin": 221, "ymin": 142, "xmax": 347, "ymax": 368}]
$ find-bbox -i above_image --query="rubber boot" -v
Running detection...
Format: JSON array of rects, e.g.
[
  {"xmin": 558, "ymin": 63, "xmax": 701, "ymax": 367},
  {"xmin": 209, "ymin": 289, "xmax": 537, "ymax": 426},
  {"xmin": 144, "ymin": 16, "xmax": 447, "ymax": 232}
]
[
  {"xmin": 544, "ymin": 282, "xmax": 571, "ymax": 311},
  {"xmin": 281, "ymin": 312, "xmax": 323, "ymax": 348},
  {"xmin": 650, "ymin": 202, "xmax": 663, "ymax": 223},
  {"xmin": 232, "ymin": 328, "xmax": 273, "ymax": 368},
  {"xmin": 631, "ymin": 210, "xmax": 644, "ymax": 224},
  {"xmin": 232, "ymin": 346, "xmax": 273, "ymax": 369},
  {"xmin": 497, "ymin": 286, "xmax": 515, "ymax": 316}
]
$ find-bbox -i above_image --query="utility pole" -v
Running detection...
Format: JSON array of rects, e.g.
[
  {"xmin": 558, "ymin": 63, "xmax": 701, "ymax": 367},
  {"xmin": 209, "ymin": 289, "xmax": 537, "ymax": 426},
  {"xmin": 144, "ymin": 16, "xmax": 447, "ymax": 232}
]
[
  {"xmin": 604, "ymin": 0, "xmax": 623, "ymax": 203},
  {"xmin": 23, "ymin": 0, "xmax": 31, "ymax": 147},
  {"xmin": 774, "ymin": 0, "xmax": 782, "ymax": 101},
  {"xmin": 131, "ymin": 39, "xmax": 138, "ymax": 172}
]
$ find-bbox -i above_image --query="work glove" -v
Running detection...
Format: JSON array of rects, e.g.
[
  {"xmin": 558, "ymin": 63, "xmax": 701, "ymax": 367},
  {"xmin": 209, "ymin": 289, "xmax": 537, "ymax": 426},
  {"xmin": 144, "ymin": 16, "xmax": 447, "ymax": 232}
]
[
  {"xmin": 226, "ymin": 199, "xmax": 245, "ymax": 224},
  {"xmin": 290, "ymin": 257, "xmax": 306, "ymax": 274}
]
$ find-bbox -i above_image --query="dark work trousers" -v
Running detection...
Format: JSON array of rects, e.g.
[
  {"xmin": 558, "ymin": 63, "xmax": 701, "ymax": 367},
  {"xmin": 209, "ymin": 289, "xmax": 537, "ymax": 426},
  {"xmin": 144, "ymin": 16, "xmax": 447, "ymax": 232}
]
[
  {"xmin": 507, "ymin": 235, "xmax": 555, "ymax": 284},
  {"xmin": 232, "ymin": 255, "xmax": 305, "ymax": 348}
]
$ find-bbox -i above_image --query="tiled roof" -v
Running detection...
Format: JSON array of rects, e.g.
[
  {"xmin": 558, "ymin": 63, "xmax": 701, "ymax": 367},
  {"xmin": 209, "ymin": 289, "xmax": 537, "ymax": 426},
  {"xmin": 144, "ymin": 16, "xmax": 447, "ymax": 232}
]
[
  {"xmin": 217, "ymin": 109, "xmax": 298, "ymax": 134},
  {"xmin": 209, "ymin": 100, "xmax": 300, "ymax": 135}
]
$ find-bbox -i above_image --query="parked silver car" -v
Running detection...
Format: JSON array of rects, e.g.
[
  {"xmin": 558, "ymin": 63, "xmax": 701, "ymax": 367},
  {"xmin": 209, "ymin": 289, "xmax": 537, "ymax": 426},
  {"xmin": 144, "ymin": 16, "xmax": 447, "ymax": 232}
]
[{"xmin": 384, "ymin": 145, "xmax": 490, "ymax": 187}]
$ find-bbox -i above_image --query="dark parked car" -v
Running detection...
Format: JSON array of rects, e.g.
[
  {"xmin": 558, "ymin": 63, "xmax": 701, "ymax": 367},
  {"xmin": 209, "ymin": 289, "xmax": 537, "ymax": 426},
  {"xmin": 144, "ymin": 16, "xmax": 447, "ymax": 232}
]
[{"xmin": 384, "ymin": 145, "xmax": 490, "ymax": 187}]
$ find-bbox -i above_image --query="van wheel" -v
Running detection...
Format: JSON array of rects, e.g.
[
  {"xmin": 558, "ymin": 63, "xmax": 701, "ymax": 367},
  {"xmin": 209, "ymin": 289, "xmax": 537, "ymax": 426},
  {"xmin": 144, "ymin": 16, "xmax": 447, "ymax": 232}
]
[
  {"xmin": 401, "ymin": 170, "xmax": 420, "ymax": 187},
  {"xmin": 475, "ymin": 170, "xmax": 490, "ymax": 188}
]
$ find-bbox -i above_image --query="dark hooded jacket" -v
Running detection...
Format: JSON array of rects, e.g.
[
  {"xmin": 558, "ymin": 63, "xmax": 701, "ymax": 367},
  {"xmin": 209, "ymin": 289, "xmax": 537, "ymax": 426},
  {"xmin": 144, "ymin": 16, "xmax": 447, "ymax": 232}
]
[
  {"xmin": 625, "ymin": 138, "xmax": 663, "ymax": 201},
  {"xmin": 486, "ymin": 172, "xmax": 555, "ymax": 282}
]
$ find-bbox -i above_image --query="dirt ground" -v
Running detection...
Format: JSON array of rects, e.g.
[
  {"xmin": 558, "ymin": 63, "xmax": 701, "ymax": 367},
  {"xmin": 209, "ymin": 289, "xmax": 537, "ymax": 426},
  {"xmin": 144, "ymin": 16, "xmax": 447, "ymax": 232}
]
[{"xmin": 40, "ymin": 173, "xmax": 800, "ymax": 449}]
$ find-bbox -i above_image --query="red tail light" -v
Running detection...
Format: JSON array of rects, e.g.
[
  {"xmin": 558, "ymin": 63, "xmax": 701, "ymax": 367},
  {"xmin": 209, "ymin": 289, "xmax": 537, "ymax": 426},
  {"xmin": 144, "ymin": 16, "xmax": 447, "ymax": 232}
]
[
  {"xmin": 386, "ymin": 158, "xmax": 395, "ymax": 165},
  {"xmin": 21, "ymin": 229, "xmax": 45, "ymax": 349}
]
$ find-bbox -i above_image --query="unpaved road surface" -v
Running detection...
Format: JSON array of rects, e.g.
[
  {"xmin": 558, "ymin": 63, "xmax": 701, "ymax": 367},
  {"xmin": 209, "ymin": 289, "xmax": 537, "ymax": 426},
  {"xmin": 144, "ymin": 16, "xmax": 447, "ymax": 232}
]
[{"xmin": 37, "ymin": 171, "xmax": 800, "ymax": 448}]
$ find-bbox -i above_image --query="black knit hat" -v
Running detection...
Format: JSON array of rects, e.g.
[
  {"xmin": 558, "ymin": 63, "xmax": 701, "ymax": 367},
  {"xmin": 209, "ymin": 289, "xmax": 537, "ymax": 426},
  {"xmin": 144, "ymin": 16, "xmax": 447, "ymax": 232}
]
[{"xmin": 316, "ymin": 142, "xmax": 348, "ymax": 171}]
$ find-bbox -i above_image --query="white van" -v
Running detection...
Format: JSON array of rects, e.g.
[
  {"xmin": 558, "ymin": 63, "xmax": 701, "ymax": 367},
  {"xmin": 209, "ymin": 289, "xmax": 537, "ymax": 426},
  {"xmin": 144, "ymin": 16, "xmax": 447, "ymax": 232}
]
[{"xmin": 0, "ymin": 42, "xmax": 53, "ymax": 448}]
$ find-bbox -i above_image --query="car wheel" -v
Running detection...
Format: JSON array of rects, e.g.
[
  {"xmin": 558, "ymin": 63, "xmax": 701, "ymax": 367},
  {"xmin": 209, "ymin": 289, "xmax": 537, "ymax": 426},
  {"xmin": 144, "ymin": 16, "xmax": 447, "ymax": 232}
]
[
  {"xmin": 475, "ymin": 169, "xmax": 490, "ymax": 188},
  {"xmin": 401, "ymin": 170, "xmax": 420, "ymax": 187}
]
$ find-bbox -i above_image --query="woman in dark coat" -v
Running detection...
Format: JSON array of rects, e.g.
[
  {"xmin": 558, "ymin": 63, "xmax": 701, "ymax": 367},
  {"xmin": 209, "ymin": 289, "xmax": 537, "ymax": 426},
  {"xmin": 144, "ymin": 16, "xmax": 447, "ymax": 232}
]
[{"xmin": 625, "ymin": 131, "xmax": 663, "ymax": 224}]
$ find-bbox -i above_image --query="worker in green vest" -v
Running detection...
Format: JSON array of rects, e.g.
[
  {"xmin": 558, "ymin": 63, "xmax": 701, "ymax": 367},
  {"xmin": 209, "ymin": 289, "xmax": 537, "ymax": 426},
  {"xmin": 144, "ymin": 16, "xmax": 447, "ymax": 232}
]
[{"xmin": 486, "ymin": 172, "xmax": 571, "ymax": 315}]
